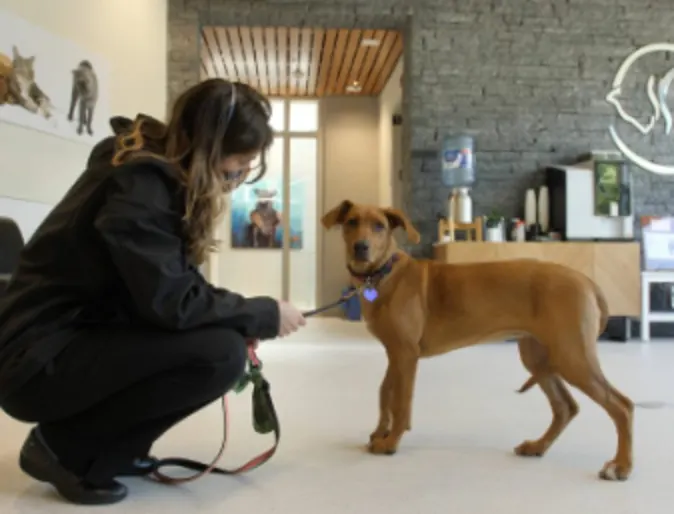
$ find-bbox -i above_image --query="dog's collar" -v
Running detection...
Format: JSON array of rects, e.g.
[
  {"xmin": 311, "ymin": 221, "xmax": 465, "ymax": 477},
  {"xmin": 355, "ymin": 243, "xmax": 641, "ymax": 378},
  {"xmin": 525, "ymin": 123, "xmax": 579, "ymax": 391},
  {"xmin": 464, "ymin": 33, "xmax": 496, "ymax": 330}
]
[{"xmin": 348, "ymin": 253, "xmax": 400, "ymax": 285}]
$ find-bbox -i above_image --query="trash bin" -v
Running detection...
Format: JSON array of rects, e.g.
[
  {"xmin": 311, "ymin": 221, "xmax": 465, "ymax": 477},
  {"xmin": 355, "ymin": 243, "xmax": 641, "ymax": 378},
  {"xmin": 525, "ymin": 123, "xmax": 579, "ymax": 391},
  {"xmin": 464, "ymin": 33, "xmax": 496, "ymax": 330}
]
[{"xmin": 340, "ymin": 287, "xmax": 361, "ymax": 321}]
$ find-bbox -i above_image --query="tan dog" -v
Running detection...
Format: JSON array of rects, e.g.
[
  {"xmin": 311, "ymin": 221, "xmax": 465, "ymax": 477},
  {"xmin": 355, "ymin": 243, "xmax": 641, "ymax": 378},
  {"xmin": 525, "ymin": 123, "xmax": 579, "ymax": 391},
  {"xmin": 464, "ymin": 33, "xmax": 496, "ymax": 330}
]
[{"xmin": 321, "ymin": 200, "xmax": 634, "ymax": 481}]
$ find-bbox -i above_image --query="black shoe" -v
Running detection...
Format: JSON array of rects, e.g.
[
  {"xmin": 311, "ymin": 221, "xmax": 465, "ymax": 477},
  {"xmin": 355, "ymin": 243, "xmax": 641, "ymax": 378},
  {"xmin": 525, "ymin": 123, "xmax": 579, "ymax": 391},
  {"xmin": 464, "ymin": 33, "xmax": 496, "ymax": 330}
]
[
  {"xmin": 118, "ymin": 456, "xmax": 158, "ymax": 477},
  {"xmin": 19, "ymin": 428, "xmax": 128, "ymax": 505}
]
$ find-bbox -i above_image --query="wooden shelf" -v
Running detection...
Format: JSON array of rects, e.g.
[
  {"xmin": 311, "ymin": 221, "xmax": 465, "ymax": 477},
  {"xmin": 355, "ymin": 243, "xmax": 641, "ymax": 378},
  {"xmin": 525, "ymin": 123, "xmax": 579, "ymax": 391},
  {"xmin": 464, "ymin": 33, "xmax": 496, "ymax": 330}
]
[{"xmin": 432, "ymin": 241, "xmax": 641, "ymax": 317}]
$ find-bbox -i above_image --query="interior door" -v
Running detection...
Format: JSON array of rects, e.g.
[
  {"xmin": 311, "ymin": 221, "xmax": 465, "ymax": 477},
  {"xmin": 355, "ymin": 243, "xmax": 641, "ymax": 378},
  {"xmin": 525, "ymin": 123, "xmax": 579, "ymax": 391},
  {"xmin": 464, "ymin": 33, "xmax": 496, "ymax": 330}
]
[
  {"xmin": 216, "ymin": 99, "xmax": 319, "ymax": 311},
  {"xmin": 283, "ymin": 99, "xmax": 320, "ymax": 311}
]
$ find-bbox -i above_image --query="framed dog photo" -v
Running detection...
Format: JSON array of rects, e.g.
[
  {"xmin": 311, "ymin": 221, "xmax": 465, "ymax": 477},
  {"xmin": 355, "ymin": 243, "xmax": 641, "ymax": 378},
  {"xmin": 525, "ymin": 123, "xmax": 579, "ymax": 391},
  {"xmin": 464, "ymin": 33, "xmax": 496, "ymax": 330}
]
[{"xmin": 229, "ymin": 180, "xmax": 304, "ymax": 250}]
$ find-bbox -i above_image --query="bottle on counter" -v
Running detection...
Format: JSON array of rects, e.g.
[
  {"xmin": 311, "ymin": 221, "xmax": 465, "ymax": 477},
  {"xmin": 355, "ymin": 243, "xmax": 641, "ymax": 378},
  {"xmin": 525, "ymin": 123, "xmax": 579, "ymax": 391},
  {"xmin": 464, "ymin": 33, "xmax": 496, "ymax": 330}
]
[
  {"xmin": 456, "ymin": 187, "xmax": 473, "ymax": 223},
  {"xmin": 538, "ymin": 186, "xmax": 549, "ymax": 234},
  {"xmin": 516, "ymin": 221, "xmax": 526, "ymax": 242}
]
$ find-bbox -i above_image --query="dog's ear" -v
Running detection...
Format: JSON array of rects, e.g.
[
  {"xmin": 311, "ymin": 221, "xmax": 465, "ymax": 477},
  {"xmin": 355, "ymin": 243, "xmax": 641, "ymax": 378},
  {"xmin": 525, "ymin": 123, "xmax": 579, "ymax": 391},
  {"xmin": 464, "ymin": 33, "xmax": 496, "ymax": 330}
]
[
  {"xmin": 321, "ymin": 200, "xmax": 354, "ymax": 229},
  {"xmin": 382, "ymin": 208, "xmax": 421, "ymax": 244}
]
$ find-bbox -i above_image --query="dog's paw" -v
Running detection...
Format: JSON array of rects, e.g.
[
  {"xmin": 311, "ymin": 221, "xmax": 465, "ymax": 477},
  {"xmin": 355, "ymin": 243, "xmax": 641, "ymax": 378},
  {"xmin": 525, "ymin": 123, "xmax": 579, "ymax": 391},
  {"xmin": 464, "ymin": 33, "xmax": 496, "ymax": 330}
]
[
  {"xmin": 369, "ymin": 428, "xmax": 390, "ymax": 443},
  {"xmin": 367, "ymin": 436, "xmax": 398, "ymax": 455},
  {"xmin": 514, "ymin": 440, "xmax": 548, "ymax": 457},
  {"xmin": 599, "ymin": 460, "xmax": 632, "ymax": 481}
]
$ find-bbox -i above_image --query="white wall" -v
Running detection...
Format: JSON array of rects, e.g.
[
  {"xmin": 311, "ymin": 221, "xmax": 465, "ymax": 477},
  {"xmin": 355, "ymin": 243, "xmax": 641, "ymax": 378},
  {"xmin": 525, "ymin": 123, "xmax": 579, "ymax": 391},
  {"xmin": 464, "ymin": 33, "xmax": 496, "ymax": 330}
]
[
  {"xmin": 320, "ymin": 96, "xmax": 381, "ymax": 309},
  {"xmin": 0, "ymin": 0, "xmax": 167, "ymax": 211},
  {"xmin": 378, "ymin": 59, "xmax": 403, "ymax": 208}
]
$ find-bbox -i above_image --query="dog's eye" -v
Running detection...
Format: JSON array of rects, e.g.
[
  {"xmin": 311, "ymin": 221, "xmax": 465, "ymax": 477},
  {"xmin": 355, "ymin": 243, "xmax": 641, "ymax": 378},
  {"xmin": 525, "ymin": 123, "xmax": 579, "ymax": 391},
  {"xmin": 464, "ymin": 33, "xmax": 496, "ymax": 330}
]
[
  {"xmin": 345, "ymin": 218, "xmax": 358, "ymax": 227},
  {"xmin": 373, "ymin": 222, "xmax": 386, "ymax": 232}
]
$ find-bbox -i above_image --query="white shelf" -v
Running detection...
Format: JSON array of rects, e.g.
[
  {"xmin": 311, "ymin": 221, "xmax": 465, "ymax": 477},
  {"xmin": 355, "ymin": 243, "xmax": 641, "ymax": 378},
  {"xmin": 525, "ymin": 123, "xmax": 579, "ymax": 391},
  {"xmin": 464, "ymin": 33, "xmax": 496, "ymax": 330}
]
[
  {"xmin": 644, "ymin": 312, "xmax": 674, "ymax": 322},
  {"xmin": 641, "ymin": 271, "xmax": 674, "ymax": 341},
  {"xmin": 642, "ymin": 270, "xmax": 674, "ymax": 283}
]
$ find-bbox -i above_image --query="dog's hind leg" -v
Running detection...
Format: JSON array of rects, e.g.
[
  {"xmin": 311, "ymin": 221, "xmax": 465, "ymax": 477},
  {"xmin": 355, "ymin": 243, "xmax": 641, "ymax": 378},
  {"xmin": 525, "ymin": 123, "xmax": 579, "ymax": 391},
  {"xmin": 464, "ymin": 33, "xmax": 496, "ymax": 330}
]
[
  {"xmin": 514, "ymin": 336, "xmax": 579, "ymax": 457},
  {"xmin": 553, "ymin": 339, "xmax": 634, "ymax": 481}
]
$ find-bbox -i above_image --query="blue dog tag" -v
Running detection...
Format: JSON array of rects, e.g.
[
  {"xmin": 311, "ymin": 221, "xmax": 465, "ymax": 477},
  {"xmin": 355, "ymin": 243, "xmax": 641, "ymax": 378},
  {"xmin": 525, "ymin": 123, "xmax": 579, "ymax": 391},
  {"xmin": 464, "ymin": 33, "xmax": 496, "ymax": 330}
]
[{"xmin": 363, "ymin": 287, "xmax": 378, "ymax": 302}]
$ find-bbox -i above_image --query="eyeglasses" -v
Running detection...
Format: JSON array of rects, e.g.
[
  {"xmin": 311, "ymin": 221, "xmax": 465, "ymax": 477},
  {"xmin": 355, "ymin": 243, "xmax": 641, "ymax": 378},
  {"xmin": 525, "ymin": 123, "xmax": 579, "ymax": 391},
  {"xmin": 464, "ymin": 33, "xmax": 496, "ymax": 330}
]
[{"xmin": 222, "ymin": 168, "xmax": 251, "ymax": 193}]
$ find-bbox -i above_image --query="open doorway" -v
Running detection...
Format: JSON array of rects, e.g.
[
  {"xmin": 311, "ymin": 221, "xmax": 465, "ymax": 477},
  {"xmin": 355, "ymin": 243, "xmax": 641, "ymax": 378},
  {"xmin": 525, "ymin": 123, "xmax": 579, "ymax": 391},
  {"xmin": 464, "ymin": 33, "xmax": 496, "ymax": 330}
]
[{"xmin": 199, "ymin": 26, "xmax": 404, "ymax": 312}]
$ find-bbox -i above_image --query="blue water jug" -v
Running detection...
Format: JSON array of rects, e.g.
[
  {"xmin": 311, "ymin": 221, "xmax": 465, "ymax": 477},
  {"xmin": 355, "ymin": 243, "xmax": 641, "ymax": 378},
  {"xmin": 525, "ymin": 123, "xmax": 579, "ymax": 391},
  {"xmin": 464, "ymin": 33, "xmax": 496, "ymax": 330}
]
[{"xmin": 441, "ymin": 135, "xmax": 475, "ymax": 188}]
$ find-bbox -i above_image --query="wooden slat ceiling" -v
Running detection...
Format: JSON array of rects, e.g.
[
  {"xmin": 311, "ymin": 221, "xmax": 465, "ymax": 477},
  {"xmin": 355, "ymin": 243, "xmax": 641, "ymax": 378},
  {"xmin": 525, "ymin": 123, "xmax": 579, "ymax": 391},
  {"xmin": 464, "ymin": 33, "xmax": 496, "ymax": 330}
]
[{"xmin": 200, "ymin": 26, "xmax": 403, "ymax": 97}]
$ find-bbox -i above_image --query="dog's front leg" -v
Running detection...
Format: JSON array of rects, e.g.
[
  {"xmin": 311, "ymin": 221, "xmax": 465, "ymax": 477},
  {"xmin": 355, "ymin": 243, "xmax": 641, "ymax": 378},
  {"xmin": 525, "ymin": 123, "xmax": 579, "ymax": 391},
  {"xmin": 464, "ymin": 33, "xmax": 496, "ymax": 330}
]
[
  {"xmin": 369, "ymin": 353, "xmax": 419, "ymax": 455},
  {"xmin": 369, "ymin": 362, "xmax": 393, "ymax": 442}
]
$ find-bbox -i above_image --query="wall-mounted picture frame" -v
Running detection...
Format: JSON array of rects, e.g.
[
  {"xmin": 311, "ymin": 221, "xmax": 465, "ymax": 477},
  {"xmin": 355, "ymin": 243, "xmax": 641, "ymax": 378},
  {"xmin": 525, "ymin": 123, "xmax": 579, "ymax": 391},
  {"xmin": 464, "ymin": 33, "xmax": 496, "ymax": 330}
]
[{"xmin": 0, "ymin": 8, "xmax": 110, "ymax": 146}]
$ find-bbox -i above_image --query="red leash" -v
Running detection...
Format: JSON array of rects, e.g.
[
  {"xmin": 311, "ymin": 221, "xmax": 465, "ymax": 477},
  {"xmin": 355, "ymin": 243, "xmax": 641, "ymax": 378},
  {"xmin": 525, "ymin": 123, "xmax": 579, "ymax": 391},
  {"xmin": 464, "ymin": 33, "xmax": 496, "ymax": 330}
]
[
  {"xmin": 149, "ymin": 341, "xmax": 279, "ymax": 484},
  {"xmin": 147, "ymin": 297, "xmax": 358, "ymax": 485}
]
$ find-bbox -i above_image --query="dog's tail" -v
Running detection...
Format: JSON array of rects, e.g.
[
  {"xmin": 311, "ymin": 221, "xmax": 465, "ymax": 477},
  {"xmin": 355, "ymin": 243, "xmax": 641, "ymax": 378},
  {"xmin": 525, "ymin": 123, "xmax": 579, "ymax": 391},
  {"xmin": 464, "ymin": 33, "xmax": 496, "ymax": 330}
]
[{"xmin": 515, "ymin": 375, "xmax": 537, "ymax": 394}]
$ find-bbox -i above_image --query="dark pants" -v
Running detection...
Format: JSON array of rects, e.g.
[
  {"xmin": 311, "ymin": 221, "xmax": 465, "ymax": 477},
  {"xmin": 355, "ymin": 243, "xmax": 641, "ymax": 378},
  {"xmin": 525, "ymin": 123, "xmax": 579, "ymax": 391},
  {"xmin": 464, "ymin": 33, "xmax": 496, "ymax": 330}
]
[{"xmin": 2, "ymin": 325, "xmax": 247, "ymax": 483}]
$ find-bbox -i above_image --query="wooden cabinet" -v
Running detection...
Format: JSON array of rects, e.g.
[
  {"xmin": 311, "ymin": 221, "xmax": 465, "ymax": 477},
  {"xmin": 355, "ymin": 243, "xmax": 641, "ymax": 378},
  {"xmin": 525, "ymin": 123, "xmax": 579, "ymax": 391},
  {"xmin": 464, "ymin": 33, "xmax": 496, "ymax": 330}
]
[{"xmin": 432, "ymin": 242, "xmax": 641, "ymax": 317}]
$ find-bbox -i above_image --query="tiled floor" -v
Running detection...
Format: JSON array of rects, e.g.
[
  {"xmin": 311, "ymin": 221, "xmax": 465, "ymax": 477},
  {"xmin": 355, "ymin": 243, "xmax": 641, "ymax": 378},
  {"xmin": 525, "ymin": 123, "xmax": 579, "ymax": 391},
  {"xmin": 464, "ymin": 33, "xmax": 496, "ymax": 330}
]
[{"xmin": 0, "ymin": 318, "xmax": 673, "ymax": 513}]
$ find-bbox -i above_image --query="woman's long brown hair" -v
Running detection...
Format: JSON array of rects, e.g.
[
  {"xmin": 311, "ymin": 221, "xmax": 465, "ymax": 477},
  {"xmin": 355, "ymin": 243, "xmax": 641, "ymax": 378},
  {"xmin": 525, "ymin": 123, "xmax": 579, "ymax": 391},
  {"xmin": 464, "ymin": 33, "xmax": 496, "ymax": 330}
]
[{"xmin": 109, "ymin": 80, "xmax": 273, "ymax": 265}]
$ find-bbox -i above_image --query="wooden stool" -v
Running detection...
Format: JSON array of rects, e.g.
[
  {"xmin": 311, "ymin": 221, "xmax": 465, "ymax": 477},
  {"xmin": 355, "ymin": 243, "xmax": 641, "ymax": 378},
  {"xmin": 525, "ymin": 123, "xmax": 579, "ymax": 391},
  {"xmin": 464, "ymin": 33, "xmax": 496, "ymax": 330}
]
[{"xmin": 438, "ymin": 217, "xmax": 484, "ymax": 242}]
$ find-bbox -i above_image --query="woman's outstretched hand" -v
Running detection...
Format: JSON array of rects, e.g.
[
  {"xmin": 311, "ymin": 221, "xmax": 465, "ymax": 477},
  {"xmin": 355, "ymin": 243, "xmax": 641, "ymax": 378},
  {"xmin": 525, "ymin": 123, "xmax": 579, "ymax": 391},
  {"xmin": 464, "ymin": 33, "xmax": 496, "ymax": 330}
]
[{"xmin": 277, "ymin": 300, "xmax": 306, "ymax": 337}]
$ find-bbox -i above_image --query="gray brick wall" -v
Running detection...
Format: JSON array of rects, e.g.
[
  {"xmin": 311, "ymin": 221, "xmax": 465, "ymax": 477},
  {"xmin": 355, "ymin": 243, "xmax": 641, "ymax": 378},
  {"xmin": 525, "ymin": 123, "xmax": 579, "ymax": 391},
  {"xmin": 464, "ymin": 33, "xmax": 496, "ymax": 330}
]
[{"xmin": 169, "ymin": 0, "xmax": 674, "ymax": 257}]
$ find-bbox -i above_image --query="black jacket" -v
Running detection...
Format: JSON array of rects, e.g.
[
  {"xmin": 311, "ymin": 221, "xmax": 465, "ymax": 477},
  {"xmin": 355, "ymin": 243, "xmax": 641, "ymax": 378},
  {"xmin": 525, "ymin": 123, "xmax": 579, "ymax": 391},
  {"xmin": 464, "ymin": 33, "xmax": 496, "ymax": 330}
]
[{"xmin": 0, "ymin": 136, "xmax": 279, "ymax": 401}]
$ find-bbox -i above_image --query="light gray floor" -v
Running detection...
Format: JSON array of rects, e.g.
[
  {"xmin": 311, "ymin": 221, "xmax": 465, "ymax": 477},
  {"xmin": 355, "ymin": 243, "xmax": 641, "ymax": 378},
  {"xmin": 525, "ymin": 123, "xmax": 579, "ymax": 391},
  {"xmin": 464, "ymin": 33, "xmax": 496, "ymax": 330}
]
[{"xmin": 0, "ymin": 318, "xmax": 672, "ymax": 513}]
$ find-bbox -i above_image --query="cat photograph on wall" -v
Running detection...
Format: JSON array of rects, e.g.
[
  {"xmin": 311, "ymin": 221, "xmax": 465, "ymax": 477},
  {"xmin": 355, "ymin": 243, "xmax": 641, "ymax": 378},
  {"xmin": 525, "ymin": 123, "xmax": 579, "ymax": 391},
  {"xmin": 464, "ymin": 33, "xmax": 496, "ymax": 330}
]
[
  {"xmin": 0, "ymin": 45, "xmax": 53, "ymax": 119},
  {"xmin": 0, "ymin": 7, "xmax": 110, "ymax": 145},
  {"xmin": 67, "ymin": 60, "xmax": 97, "ymax": 136}
]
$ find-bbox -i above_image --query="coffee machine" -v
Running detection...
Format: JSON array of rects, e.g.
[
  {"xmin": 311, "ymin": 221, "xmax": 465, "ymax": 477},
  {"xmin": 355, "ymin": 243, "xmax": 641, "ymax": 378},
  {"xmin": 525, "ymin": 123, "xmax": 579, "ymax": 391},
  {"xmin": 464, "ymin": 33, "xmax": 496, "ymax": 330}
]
[{"xmin": 545, "ymin": 151, "xmax": 634, "ymax": 241}]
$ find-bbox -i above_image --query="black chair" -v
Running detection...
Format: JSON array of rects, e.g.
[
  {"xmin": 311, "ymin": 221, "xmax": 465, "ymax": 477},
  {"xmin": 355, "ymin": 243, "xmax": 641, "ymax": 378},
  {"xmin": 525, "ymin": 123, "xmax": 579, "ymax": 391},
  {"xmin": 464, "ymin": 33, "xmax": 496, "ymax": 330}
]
[{"xmin": 0, "ymin": 217, "xmax": 24, "ymax": 295}]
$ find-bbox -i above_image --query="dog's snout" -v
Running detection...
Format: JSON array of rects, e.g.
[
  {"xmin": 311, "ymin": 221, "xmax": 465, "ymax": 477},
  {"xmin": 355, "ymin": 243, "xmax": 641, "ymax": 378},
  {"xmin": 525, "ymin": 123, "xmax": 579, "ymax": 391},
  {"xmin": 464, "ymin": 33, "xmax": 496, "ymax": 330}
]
[{"xmin": 353, "ymin": 240, "xmax": 370, "ymax": 260}]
